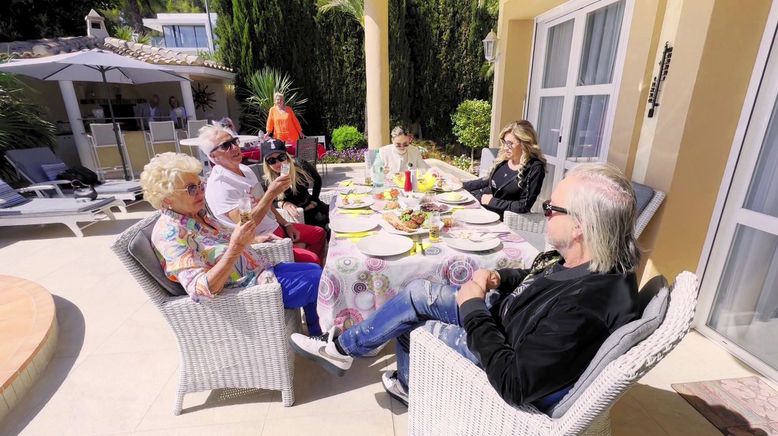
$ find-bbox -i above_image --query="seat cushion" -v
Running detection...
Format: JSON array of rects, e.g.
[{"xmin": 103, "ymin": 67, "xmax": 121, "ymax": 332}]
[
  {"xmin": 127, "ymin": 217, "xmax": 187, "ymax": 297},
  {"xmin": 632, "ymin": 182, "xmax": 656, "ymax": 216},
  {"xmin": 41, "ymin": 163, "xmax": 68, "ymax": 181},
  {"xmin": 548, "ymin": 286, "xmax": 670, "ymax": 418},
  {"xmin": 0, "ymin": 181, "xmax": 31, "ymax": 209}
]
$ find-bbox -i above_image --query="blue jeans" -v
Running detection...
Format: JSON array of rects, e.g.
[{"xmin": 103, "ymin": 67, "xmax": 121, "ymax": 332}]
[
  {"xmin": 337, "ymin": 279, "xmax": 480, "ymax": 388},
  {"xmin": 274, "ymin": 262, "xmax": 322, "ymax": 336}
]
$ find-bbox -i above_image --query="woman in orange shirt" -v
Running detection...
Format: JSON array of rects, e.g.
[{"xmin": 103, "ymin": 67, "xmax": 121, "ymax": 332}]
[{"xmin": 266, "ymin": 92, "xmax": 304, "ymax": 144}]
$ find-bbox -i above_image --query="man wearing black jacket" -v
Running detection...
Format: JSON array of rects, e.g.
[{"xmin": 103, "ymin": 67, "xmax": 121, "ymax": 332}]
[{"xmin": 290, "ymin": 163, "xmax": 641, "ymax": 409}]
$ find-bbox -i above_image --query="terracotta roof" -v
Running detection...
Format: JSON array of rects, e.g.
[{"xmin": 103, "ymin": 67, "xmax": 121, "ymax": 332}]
[{"xmin": 0, "ymin": 36, "xmax": 232, "ymax": 72}]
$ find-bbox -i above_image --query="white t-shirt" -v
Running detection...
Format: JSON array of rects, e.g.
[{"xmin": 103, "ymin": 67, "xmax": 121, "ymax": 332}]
[
  {"xmin": 205, "ymin": 164, "xmax": 279, "ymax": 235},
  {"xmin": 379, "ymin": 144, "xmax": 429, "ymax": 174}
]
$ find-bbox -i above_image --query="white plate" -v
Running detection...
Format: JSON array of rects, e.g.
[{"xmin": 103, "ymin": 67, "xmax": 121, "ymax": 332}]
[
  {"xmin": 442, "ymin": 235, "xmax": 501, "ymax": 252},
  {"xmin": 370, "ymin": 199, "xmax": 402, "ymax": 212},
  {"xmin": 337, "ymin": 196, "xmax": 375, "ymax": 209},
  {"xmin": 453, "ymin": 209, "xmax": 500, "ymax": 224},
  {"xmin": 380, "ymin": 219, "xmax": 429, "ymax": 236},
  {"xmin": 357, "ymin": 233, "xmax": 414, "ymax": 257},
  {"xmin": 329, "ymin": 218, "xmax": 377, "ymax": 234},
  {"xmin": 338, "ymin": 185, "xmax": 372, "ymax": 195},
  {"xmin": 436, "ymin": 192, "xmax": 471, "ymax": 204}
]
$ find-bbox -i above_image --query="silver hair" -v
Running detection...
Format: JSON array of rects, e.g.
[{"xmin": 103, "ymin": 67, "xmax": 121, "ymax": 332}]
[
  {"xmin": 197, "ymin": 124, "xmax": 233, "ymax": 160},
  {"xmin": 139, "ymin": 152, "xmax": 202, "ymax": 209},
  {"xmin": 566, "ymin": 163, "xmax": 639, "ymax": 274},
  {"xmin": 390, "ymin": 126, "xmax": 410, "ymax": 140}
]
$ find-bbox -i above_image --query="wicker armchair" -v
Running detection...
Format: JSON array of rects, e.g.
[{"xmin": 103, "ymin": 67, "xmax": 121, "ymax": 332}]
[
  {"xmin": 407, "ymin": 272, "xmax": 698, "ymax": 436},
  {"xmin": 111, "ymin": 212, "xmax": 301, "ymax": 415}
]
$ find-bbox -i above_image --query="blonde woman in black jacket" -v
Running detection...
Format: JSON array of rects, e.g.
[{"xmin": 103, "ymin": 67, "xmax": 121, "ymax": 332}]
[{"xmin": 463, "ymin": 120, "xmax": 546, "ymax": 218}]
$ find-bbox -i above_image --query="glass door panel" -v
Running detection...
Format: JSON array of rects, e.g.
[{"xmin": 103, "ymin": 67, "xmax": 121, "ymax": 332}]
[
  {"xmin": 745, "ymin": 94, "xmax": 778, "ymax": 217},
  {"xmin": 537, "ymin": 96, "xmax": 564, "ymax": 155},
  {"xmin": 578, "ymin": 1, "xmax": 626, "ymax": 86},
  {"xmin": 543, "ymin": 20, "xmax": 574, "ymax": 89},
  {"xmin": 567, "ymin": 95, "xmax": 609, "ymax": 159}
]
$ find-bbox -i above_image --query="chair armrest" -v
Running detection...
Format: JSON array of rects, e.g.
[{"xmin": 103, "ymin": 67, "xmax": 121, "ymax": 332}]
[
  {"xmin": 18, "ymin": 184, "xmax": 58, "ymax": 197},
  {"xmin": 504, "ymin": 211, "xmax": 547, "ymax": 234},
  {"xmin": 252, "ymin": 237, "xmax": 294, "ymax": 265},
  {"xmin": 408, "ymin": 328, "xmax": 545, "ymax": 435},
  {"xmin": 319, "ymin": 190, "xmax": 338, "ymax": 206},
  {"xmin": 276, "ymin": 207, "xmax": 305, "ymax": 224}
]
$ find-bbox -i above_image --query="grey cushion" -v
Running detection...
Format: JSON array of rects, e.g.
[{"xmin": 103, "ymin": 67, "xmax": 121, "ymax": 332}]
[
  {"xmin": 6, "ymin": 147, "xmax": 62, "ymax": 184},
  {"xmin": 127, "ymin": 217, "xmax": 187, "ymax": 297},
  {"xmin": 0, "ymin": 180, "xmax": 31, "ymax": 209},
  {"xmin": 548, "ymin": 286, "xmax": 670, "ymax": 418},
  {"xmin": 479, "ymin": 148, "xmax": 500, "ymax": 178},
  {"xmin": 41, "ymin": 162, "xmax": 68, "ymax": 181},
  {"xmin": 632, "ymin": 182, "xmax": 656, "ymax": 216}
]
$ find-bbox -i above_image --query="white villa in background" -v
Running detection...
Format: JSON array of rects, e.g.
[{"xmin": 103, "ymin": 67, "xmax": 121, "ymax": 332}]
[{"xmin": 142, "ymin": 13, "xmax": 217, "ymax": 53}]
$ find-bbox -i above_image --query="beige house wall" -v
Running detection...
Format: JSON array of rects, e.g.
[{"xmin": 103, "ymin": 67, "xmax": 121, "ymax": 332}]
[{"xmin": 494, "ymin": 0, "xmax": 772, "ymax": 283}]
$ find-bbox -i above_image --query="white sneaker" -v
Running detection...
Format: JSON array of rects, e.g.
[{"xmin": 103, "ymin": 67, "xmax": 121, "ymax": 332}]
[
  {"xmin": 381, "ymin": 371, "xmax": 409, "ymax": 407},
  {"xmin": 290, "ymin": 327, "xmax": 353, "ymax": 376}
]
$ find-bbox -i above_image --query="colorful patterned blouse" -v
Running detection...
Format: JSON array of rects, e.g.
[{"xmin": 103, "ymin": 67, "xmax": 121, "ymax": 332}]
[{"xmin": 151, "ymin": 208, "xmax": 270, "ymax": 301}]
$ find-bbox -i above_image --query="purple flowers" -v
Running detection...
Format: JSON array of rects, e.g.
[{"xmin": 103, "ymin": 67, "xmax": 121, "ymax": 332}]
[{"xmin": 321, "ymin": 147, "xmax": 368, "ymax": 164}]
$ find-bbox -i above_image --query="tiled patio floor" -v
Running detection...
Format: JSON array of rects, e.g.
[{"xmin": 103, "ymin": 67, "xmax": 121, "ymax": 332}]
[{"xmin": 0, "ymin": 163, "xmax": 773, "ymax": 435}]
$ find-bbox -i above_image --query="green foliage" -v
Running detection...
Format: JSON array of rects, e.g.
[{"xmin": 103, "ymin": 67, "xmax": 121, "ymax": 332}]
[
  {"xmin": 242, "ymin": 68, "xmax": 309, "ymax": 135},
  {"xmin": 317, "ymin": 0, "xmax": 364, "ymax": 27},
  {"xmin": 451, "ymin": 155, "xmax": 472, "ymax": 172},
  {"xmin": 0, "ymin": 74, "xmax": 56, "ymax": 185},
  {"xmin": 0, "ymin": 0, "xmax": 119, "ymax": 40},
  {"xmin": 452, "ymin": 99, "xmax": 492, "ymax": 150},
  {"xmin": 113, "ymin": 25, "xmax": 151, "ymax": 44},
  {"xmin": 331, "ymin": 125, "xmax": 365, "ymax": 151}
]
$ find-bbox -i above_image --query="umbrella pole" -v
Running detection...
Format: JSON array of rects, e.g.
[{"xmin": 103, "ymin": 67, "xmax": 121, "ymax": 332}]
[{"xmin": 101, "ymin": 69, "xmax": 131, "ymax": 181}]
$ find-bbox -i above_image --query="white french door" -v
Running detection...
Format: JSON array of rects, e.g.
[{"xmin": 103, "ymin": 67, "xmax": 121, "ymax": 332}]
[
  {"xmin": 527, "ymin": 0, "xmax": 632, "ymax": 198},
  {"xmin": 696, "ymin": 4, "xmax": 778, "ymax": 382}
]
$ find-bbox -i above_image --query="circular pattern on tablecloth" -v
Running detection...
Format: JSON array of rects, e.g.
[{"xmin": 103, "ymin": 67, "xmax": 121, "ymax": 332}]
[
  {"xmin": 503, "ymin": 247, "xmax": 523, "ymax": 259},
  {"xmin": 353, "ymin": 282, "xmax": 369, "ymax": 294},
  {"xmin": 499, "ymin": 233, "xmax": 525, "ymax": 243},
  {"xmin": 318, "ymin": 274, "xmax": 341, "ymax": 307},
  {"xmin": 365, "ymin": 257, "xmax": 387, "ymax": 272},
  {"xmin": 336, "ymin": 257, "xmax": 360, "ymax": 274},
  {"xmin": 335, "ymin": 308, "xmax": 364, "ymax": 330},
  {"xmin": 369, "ymin": 273, "xmax": 390, "ymax": 294},
  {"xmin": 424, "ymin": 246, "xmax": 442, "ymax": 256},
  {"xmin": 354, "ymin": 291, "xmax": 375, "ymax": 311},
  {"xmin": 440, "ymin": 256, "xmax": 478, "ymax": 286},
  {"xmin": 357, "ymin": 271, "xmax": 371, "ymax": 282}
]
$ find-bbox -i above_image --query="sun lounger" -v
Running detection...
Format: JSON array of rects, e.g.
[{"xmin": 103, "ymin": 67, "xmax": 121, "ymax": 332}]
[
  {"xmin": 0, "ymin": 180, "xmax": 116, "ymax": 237},
  {"xmin": 5, "ymin": 147, "xmax": 144, "ymax": 211}
]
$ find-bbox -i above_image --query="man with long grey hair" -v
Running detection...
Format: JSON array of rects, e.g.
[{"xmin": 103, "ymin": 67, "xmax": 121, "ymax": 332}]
[{"xmin": 290, "ymin": 162, "xmax": 640, "ymax": 410}]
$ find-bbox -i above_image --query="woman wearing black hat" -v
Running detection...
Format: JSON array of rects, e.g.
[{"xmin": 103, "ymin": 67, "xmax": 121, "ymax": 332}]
[{"xmin": 261, "ymin": 139, "xmax": 329, "ymax": 231}]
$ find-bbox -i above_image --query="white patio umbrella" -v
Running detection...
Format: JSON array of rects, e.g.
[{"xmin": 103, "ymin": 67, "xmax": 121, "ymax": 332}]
[{"xmin": 0, "ymin": 49, "xmax": 190, "ymax": 180}]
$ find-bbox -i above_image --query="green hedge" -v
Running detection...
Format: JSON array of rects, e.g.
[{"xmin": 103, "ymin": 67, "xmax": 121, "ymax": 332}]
[{"xmin": 331, "ymin": 125, "xmax": 366, "ymax": 151}]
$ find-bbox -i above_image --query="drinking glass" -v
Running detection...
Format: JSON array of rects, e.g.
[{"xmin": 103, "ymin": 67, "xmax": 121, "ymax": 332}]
[{"xmin": 428, "ymin": 212, "xmax": 442, "ymax": 243}]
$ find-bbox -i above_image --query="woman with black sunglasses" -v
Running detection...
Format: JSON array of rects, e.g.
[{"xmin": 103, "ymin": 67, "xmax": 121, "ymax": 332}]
[
  {"xmin": 260, "ymin": 139, "xmax": 330, "ymax": 231},
  {"xmin": 463, "ymin": 120, "xmax": 546, "ymax": 219}
]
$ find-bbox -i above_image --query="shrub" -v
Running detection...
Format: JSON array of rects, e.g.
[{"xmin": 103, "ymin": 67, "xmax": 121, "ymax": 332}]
[
  {"xmin": 451, "ymin": 155, "xmax": 472, "ymax": 172},
  {"xmin": 451, "ymin": 99, "xmax": 492, "ymax": 164},
  {"xmin": 331, "ymin": 125, "xmax": 365, "ymax": 151},
  {"xmin": 320, "ymin": 147, "xmax": 367, "ymax": 164}
]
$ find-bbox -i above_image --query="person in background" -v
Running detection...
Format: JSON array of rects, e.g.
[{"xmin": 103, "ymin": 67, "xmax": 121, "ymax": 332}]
[
  {"xmin": 463, "ymin": 120, "xmax": 546, "ymax": 219},
  {"xmin": 169, "ymin": 95, "xmax": 188, "ymax": 129},
  {"xmin": 266, "ymin": 92, "xmax": 304, "ymax": 145},
  {"xmin": 290, "ymin": 162, "xmax": 640, "ymax": 408},
  {"xmin": 199, "ymin": 125, "xmax": 327, "ymax": 266},
  {"xmin": 219, "ymin": 117, "xmax": 240, "ymax": 137},
  {"xmin": 260, "ymin": 139, "xmax": 329, "ymax": 231},
  {"xmin": 139, "ymin": 152, "xmax": 323, "ymax": 336},
  {"xmin": 148, "ymin": 94, "xmax": 161, "ymax": 124},
  {"xmin": 379, "ymin": 126, "xmax": 429, "ymax": 174}
]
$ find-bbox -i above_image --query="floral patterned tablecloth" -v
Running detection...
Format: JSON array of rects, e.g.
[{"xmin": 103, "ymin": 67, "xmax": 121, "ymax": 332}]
[{"xmin": 318, "ymin": 190, "xmax": 540, "ymax": 331}]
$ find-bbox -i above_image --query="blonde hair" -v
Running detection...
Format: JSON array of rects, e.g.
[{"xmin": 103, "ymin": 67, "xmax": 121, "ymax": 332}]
[
  {"xmin": 566, "ymin": 162, "xmax": 639, "ymax": 274},
  {"xmin": 262, "ymin": 152, "xmax": 313, "ymax": 199},
  {"xmin": 140, "ymin": 152, "xmax": 203, "ymax": 209},
  {"xmin": 274, "ymin": 92, "xmax": 284, "ymax": 100},
  {"xmin": 484, "ymin": 120, "xmax": 546, "ymax": 185}
]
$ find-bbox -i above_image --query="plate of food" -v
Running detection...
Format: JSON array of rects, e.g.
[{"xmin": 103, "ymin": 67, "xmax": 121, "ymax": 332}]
[
  {"xmin": 356, "ymin": 233, "xmax": 414, "ymax": 257},
  {"xmin": 419, "ymin": 202, "xmax": 450, "ymax": 213},
  {"xmin": 371, "ymin": 199, "xmax": 402, "ymax": 212},
  {"xmin": 329, "ymin": 217, "xmax": 377, "ymax": 234},
  {"xmin": 338, "ymin": 194, "xmax": 375, "ymax": 209},
  {"xmin": 436, "ymin": 191, "xmax": 472, "ymax": 204},
  {"xmin": 381, "ymin": 209, "xmax": 430, "ymax": 235},
  {"xmin": 430, "ymin": 174, "xmax": 463, "ymax": 192},
  {"xmin": 453, "ymin": 209, "xmax": 500, "ymax": 224},
  {"xmin": 373, "ymin": 188, "xmax": 401, "ymax": 201},
  {"xmin": 339, "ymin": 185, "xmax": 372, "ymax": 195}
]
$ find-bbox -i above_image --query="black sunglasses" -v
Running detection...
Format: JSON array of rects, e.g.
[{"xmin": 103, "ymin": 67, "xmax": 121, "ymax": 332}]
[
  {"xmin": 211, "ymin": 137, "xmax": 239, "ymax": 153},
  {"xmin": 265, "ymin": 154, "xmax": 288, "ymax": 165},
  {"xmin": 174, "ymin": 181, "xmax": 204, "ymax": 197},
  {"xmin": 542, "ymin": 199, "xmax": 569, "ymax": 218}
]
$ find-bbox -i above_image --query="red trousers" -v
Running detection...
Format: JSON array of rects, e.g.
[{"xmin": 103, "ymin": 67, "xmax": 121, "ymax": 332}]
[{"xmin": 273, "ymin": 223, "xmax": 326, "ymax": 265}]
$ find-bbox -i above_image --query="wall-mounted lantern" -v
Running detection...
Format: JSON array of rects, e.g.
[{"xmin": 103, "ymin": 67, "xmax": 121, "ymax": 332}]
[{"xmin": 483, "ymin": 30, "xmax": 498, "ymax": 63}]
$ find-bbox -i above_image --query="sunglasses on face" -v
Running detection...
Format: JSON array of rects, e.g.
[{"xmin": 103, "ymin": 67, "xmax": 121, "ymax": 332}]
[
  {"xmin": 211, "ymin": 137, "xmax": 239, "ymax": 153},
  {"xmin": 174, "ymin": 181, "xmax": 204, "ymax": 197},
  {"xmin": 265, "ymin": 154, "xmax": 288, "ymax": 165},
  {"xmin": 394, "ymin": 142, "xmax": 410, "ymax": 148},
  {"xmin": 542, "ymin": 199, "xmax": 569, "ymax": 218}
]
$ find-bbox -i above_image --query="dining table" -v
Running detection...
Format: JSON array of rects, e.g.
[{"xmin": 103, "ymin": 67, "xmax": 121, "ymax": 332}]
[{"xmin": 317, "ymin": 180, "xmax": 541, "ymax": 332}]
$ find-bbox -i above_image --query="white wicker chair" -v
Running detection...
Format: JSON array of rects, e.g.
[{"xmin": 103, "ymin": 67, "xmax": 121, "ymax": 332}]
[
  {"xmin": 112, "ymin": 212, "xmax": 301, "ymax": 415},
  {"xmin": 407, "ymin": 271, "xmax": 698, "ymax": 436}
]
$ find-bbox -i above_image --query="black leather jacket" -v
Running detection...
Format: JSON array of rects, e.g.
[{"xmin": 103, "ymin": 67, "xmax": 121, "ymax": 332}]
[
  {"xmin": 462, "ymin": 158, "xmax": 545, "ymax": 217},
  {"xmin": 459, "ymin": 253, "xmax": 639, "ymax": 407}
]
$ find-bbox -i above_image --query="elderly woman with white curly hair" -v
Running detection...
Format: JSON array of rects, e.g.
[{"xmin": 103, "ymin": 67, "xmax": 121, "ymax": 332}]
[{"xmin": 140, "ymin": 152, "xmax": 324, "ymax": 336}]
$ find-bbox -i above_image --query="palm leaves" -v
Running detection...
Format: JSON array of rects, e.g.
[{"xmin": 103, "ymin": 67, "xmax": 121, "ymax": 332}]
[
  {"xmin": 317, "ymin": 0, "xmax": 364, "ymax": 27},
  {"xmin": 113, "ymin": 25, "xmax": 152, "ymax": 45},
  {"xmin": 242, "ymin": 68, "xmax": 309, "ymax": 134}
]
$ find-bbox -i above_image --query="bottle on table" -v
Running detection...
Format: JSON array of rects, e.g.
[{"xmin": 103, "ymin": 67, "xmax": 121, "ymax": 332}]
[
  {"xmin": 404, "ymin": 164, "xmax": 413, "ymax": 193},
  {"xmin": 373, "ymin": 152, "xmax": 384, "ymax": 188}
]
